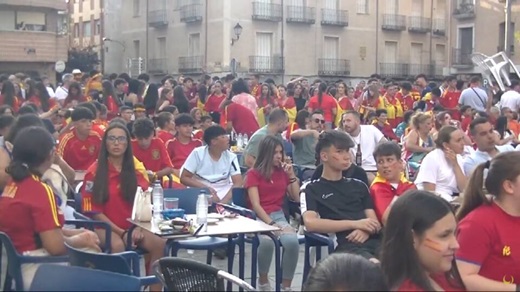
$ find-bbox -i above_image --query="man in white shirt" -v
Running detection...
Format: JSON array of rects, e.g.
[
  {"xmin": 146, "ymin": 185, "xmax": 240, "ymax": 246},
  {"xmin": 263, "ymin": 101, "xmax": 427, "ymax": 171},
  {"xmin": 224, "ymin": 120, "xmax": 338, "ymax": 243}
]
[
  {"xmin": 180, "ymin": 125, "xmax": 243, "ymax": 204},
  {"xmin": 499, "ymin": 80, "xmax": 520, "ymax": 112},
  {"xmin": 342, "ymin": 110, "xmax": 387, "ymax": 183},
  {"xmin": 55, "ymin": 74, "xmax": 73, "ymax": 104}
]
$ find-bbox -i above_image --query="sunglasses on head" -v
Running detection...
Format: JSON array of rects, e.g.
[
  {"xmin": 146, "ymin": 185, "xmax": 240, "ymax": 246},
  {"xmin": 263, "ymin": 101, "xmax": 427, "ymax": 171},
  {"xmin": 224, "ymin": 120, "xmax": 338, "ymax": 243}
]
[{"xmin": 314, "ymin": 118, "xmax": 326, "ymax": 124}]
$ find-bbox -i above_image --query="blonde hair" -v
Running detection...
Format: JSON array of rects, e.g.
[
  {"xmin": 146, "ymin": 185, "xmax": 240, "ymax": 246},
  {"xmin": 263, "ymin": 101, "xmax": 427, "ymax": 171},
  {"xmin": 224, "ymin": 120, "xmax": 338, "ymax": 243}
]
[{"xmin": 411, "ymin": 112, "xmax": 432, "ymax": 130}]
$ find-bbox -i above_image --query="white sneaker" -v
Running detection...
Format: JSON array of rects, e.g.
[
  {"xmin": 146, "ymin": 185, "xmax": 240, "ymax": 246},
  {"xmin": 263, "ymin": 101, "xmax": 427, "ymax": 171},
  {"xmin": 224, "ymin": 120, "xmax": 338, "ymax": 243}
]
[
  {"xmin": 257, "ymin": 282, "xmax": 272, "ymax": 291},
  {"xmin": 282, "ymin": 287, "xmax": 293, "ymax": 292}
]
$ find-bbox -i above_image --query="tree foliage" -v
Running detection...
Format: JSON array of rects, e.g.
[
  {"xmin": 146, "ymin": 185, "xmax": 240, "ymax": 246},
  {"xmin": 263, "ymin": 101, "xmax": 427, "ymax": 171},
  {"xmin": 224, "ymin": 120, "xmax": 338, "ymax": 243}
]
[{"xmin": 66, "ymin": 46, "xmax": 100, "ymax": 74}]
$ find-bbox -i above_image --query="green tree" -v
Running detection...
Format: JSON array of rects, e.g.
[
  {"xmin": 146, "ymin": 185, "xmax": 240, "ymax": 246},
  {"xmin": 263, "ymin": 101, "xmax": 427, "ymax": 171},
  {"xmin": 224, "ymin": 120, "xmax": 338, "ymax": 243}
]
[{"xmin": 66, "ymin": 46, "xmax": 100, "ymax": 74}]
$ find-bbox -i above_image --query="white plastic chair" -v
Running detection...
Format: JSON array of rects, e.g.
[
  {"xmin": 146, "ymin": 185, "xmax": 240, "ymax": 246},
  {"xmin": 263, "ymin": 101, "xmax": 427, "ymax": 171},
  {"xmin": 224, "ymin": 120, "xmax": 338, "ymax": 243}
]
[{"xmin": 476, "ymin": 51, "xmax": 520, "ymax": 91}]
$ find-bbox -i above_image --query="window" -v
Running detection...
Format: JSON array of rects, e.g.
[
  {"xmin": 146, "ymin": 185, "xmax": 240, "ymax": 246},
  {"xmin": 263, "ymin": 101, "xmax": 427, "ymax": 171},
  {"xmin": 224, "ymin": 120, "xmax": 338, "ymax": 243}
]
[
  {"xmin": 94, "ymin": 19, "xmax": 101, "ymax": 35},
  {"xmin": 435, "ymin": 44, "xmax": 446, "ymax": 66},
  {"xmin": 323, "ymin": 36, "xmax": 339, "ymax": 59},
  {"xmin": 74, "ymin": 23, "xmax": 80, "ymax": 37},
  {"xmin": 0, "ymin": 10, "xmax": 15, "ymax": 30},
  {"xmin": 83, "ymin": 21, "xmax": 91, "ymax": 37},
  {"xmin": 133, "ymin": 40, "xmax": 140, "ymax": 58},
  {"xmin": 384, "ymin": 41, "xmax": 397, "ymax": 63},
  {"xmin": 189, "ymin": 33, "xmax": 201, "ymax": 56},
  {"xmin": 410, "ymin": 43, "xmax": 423, "ymax": 64},
  {"xmin": 356, "ymin": 0, "xmax": 368, "ymax": 14},
  {"xmin": 16, "ymin": 11, "xmax": 46, "ymax": 31},
  {"xmin": 411, "ymin": 0, "xmax": 423, "ymax": 16},
  {"xmin": 157, "ymin": 37, "xmax": 167, "ymax": 58},
  {"xmin": 386, "ymin": 0, "xmax": 398, "ymax": 14},
  {"xmin": 133, "ymin": 0, "xmax": 140, "ymax": 16}
]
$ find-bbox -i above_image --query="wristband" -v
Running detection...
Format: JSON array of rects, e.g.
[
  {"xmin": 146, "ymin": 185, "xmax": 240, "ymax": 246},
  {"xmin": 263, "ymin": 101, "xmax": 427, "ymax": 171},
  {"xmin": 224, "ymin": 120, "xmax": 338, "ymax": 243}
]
[
  {"xmin": 289, "ymin": 177, "xmax": 298, "ymax": 183},
  {"xmin": 268, "ymin": 221, "xmax": 276, "ymax": 226}
]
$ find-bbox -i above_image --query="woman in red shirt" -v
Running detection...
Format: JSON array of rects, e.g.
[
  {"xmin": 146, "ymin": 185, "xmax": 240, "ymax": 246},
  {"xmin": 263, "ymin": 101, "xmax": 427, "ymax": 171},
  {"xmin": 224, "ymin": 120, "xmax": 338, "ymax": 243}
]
[
  {"xmin": 81, "ymin": 123, "xmax": 165, "ymax": 291},
  {"xmin": 257, "ymin": 83, "xmax": 276, "ymax": 126},
  {"xmin": 245, "ymin": 136, "xmax": 300, "ymax": 291},
  {"xmin": 0, "ymin": 127, "xmax": 100, "ymax": 289},
  {"xmin": 380, "ymin": 190, "xmax": 465, "ymax": 291},
  {"xmin": 0, "ymin": 81, "xmax": 20, "ymax": 113},
  {"xmin": 456, "ymin": 151, "xmax": 520, "ymax": 291},
  {"xmin": 28, "ymin": 82, "xmax": 59, "ymax": 118},
  {"xmin": 204, "ymin": 81, "xmax": 225, "ymax": 123},
  {"xmin": 336, "ymin": 82, "xmax": 354, "ymax": 112},
  {"xmin": 63, "ymin": 82, "xmax": 86, "ymax": 109},
  {"xmin": 102, "ymin": 80, "xmax": 121, "ymax": 120},
  {"xmin": 308, "ymin": 82, "xmax": 337, "ymax": 130},
  {"xmin": 276, "ymin": 85, "xmax": 296, "ymax": 123}
]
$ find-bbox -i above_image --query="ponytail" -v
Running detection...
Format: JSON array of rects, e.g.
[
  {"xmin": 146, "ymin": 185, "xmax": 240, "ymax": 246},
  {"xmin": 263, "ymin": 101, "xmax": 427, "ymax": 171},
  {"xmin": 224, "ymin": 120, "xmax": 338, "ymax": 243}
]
[
  {"xmin": 318, "ymin": 82, "xmax": 327, "ymax": 106},
  {"xmin": 5, "ymin": 161, "xmax": 34, "ymax": 182},
  {"xmin": 456, "ymin": 162, "xmax": 491, "ymax": 221}
]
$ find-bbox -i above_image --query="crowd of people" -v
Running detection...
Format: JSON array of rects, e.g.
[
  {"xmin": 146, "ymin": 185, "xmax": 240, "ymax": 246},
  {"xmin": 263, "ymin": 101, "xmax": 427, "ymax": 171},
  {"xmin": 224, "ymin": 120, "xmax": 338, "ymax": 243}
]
[{"xmin": 0, "ymin": 68, "xmax": 519, "ymax": 291}]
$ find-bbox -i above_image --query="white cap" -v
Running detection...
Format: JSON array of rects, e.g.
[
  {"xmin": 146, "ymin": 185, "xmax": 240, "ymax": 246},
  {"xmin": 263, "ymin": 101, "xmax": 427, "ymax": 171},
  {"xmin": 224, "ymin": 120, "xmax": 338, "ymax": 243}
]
[{"xmin": 72, "ymin": 69, "xmax": 82, "ymax": 74}]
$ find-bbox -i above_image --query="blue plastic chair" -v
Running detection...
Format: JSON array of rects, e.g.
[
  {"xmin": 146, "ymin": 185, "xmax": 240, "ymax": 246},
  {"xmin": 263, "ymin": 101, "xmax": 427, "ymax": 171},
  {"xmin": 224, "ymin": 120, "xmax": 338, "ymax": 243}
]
[
  {"xmin": 65, "ymin": 243, "xmax": 158, "ymax": 287},
  {"xmin": 0, "ymin": 232, "xmax": 68, "ymax": 291},
  {"xmin": 302, "ymin": 231, "xmax": 335, "ymax": 287},
  {"xmin": 29, "ymin": 264, "xmax": 141, "ymax": 291},
  {"xmin": 225, "ymin": 187, "xmax": 305, "ymax": 292},
  {"xmin": 161, "ymin": 188, "xmax": 237, "ymax": 266}
]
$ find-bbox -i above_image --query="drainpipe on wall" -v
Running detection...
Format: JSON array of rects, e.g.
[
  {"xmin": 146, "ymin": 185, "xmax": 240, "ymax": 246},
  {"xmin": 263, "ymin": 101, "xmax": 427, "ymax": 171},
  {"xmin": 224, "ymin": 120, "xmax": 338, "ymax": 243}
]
[{"xmin": 375, "ymin": 0, "xmax": 379, "ymax": 74}]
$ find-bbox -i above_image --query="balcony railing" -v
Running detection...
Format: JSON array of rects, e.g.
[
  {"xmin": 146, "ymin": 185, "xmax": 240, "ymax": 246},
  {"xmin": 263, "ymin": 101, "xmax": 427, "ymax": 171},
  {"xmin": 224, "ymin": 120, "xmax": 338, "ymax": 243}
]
[
  {"xmin": 148, "ymin": 58, "xmax": 168, "ymax": 75},
  {"xmin": 382, "ymin": 14, "xmax": 406, "ymax": 31},
  {"xmin": 452, "ymin": 48, "xmax": 473, "ymax": 67},
  {"xmin": 321, "ymin": 9, "xmax": 348, "ymax": 26},
  {"xmin": 252, "ymin": 2, "xmax": 282, "ymax": 22},
  {"xmin": 249, "ymin": 56, "xmax": 284, "ymax": 74},
  {"xmin": 433, "ymin": 64, "xmax": 444, "ymax": 79},
  {"xmin": 180, "ymin": 4, "xmax": 203, "ymax": 23},
  {"xmin": 409, "ymin": 64, "xmax": 435, "ymax": 77},
  {"xmin": 380, "ymin": 63, "xmax": 409, "ymax": 78},
  {"xmin": 0, "ymin": 0, "xmax": 67, "ymax": 10},
  {"xmin": 318, "ymin": 59, "xmax": 351, "ymax": 76},
  {"xmin": 148, "ymin": 10, "xmax": 168, "ymax": 28},
  {"xmin": 286, "ymin": 6, "xmax": 315, "ymax": 24},
  {"xmin": 178, "ymin": 56, "xmax": 204, "ymax": 73},
  {"xmin": 453, "ymin": 0, "xmax": 475, "ymax": 19},
  {"xmin": 408, "ymin": 16, "xmax": 431, "ymax": 33},
  {"xmin": 432, "ymin": 18, "xmax": 446, "ymax": 36}
]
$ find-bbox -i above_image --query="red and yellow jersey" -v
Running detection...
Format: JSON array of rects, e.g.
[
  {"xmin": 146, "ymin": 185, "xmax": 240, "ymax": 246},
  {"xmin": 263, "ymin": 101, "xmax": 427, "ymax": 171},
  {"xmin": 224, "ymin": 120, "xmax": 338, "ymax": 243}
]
[
  {"xmin": 277, "ymin": 97, "xmax": 296, "ymax": 123},
  {"xmin": 82, "ymin": 158, "xmax": 149, "ymax": 230},
  {"xmin": 131, "ymin": 138, "xmax": 173, "ymax": 172},
  {"xmin": 370, "ymin": 174, "xmax": 416, "ymax": 222},
  {"xmin": 57, "ymin": 130, "xmax": 102, "ymax": 171},
  {"xmin": 157, "ymin": 130, "xmax": 175, "ymax": 144},
  {"xmin": 0, "ymin": 175, "xmax": 64, "ymax": 253}
]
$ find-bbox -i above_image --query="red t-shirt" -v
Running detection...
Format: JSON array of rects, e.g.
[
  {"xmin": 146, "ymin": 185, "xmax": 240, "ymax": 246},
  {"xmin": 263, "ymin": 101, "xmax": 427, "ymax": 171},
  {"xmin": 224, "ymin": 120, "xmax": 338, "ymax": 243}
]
[
  {"xmin": 82, "ymin": 161, "xmax": 150, "ymax": 230},
  {"xmin": 226, "ymin": 102, "xmax": 260, "ymax": 136},
  {"xmin": 0, "ymin": 175, "xmax": 64, "ymax": 253},
  {"xmin": 157, "ymin": 130, "xmax": 174, "ymax": 144},
  {"xmin": 461, "ymin": 116, "xmax": 472, "ymax": 132},
  {"xmin": 166, "ymin": 138, "xmax": 203, "ymax": 169},
  {"xmin": 131, "ymin": 138, "xmax": 173, "ymax": 172},
  {"xmin": 396, "ymin": 92, "xmax": 415, "ymax": 112},
  {"xmin": 308, "ymin": 94, "xmax": 337, "ymax": 122},
  {"xmin": 105, "ymin": 95, "xmax": 120, "ymax": 119},
  {"xmin": 440, "ymin": 90, "xmax": 462, "ymax": 120},
  {"xmin": 28, "ymin": 96, "xmax": 59, "ymax": 112},
  {"xmin": 57, "ymin": 130, "xmax": 102, "ymax": 171},
  {"xmin": 456, "ymin": 202, "xmax": 520, "ymax": 284},
  {"xmin": 338, "ymin": 97, "xmax": 354, "ymax": 111},
  {"xmin": 369, "ymin": 176, "xmax": 416, "ymax": 222},
  {"xmin": 398, "ymin": 274, "xmax": 464, "ymax": 291},
  {"xmin": 193, "ymin": 129, "xmax": 204, "ymax": 141},
  {"xmin": 244, "ymin": 167, "xmax": 289, "ymax": 214},
  {"xmin": 204, "ymin": 94, "xmax": 225, "ymax": 113},
  {"xmin": 0, "ymin": 95, "xmax": 20, "ymax": 113},
  {"xmin": 276, "ymin": 97, "xmax": 296, "ymax": 110}
]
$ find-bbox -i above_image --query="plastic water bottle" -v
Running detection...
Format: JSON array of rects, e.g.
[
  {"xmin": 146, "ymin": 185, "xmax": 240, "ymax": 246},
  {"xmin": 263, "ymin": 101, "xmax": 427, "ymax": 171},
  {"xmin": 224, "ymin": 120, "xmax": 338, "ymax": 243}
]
[
  {"xmin": 243, "ymin": 134, "xmax": 248, "ymax": 146},
  {"xmin": 196, "ymin": 190, "xmax": 208, "ymax": 231},
  {"xmin": 237, "ymin": 133, "xmax": 244, "ymax": 149},
  {"xmin": 152, "ymin": 181, "xmax": 164, "ymax": 220}
]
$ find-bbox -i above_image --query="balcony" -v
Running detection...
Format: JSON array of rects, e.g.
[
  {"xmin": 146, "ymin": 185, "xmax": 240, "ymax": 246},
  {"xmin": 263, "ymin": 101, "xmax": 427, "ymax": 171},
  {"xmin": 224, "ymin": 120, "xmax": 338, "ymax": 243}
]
[
  {"xmin": 180, "ymin": 4, "xmax": 203, "ymax": 23},
  {"xmin": 432, "ymin": 18, "xmax": 446, "ymax": 36},
  {"xmin": 148, "ymin": 10, "xmax": 168, "ymax": 28},
  {"xmin": 409, "ymin": 64, "xmax": 434, "ymax": 77},
  {"xmin": 453, "ymin": 0, "xmax": 475, "ymax": 19},
  {"xmin": 148, "ymin": 58, "xmax": 168, "ymax": 75},
  {"xmin": 408, "ymin": 16, "xmax": 431, "ymax": 33},
  {"xmin": 321, "ymin": 9, "xmax": 348, "ymax": 27},
  {"xmin": 0, "ymin": 31, "xmax": 67, "ymax": 62},
  {"xmin": 318, "ymin": 59, "xmax": 350, "ymax": 76},
  {"xmin": 0, "ymin": 0, "xmax": 67, "ymax": 10},
  {"xmin": 286, "ymin": 6, "xmax": 315, "ymax": 24},
  {"xmin": 249, "ymin": 56, "xmax": 284, "ymax": 74},
  {"xmin": 178, "ymin": 56, "xmax": 204, "ymax": 74},
  {"xmin": 252, "ymin": 2, "xmax": 282, "ymax": 22},
  {"xmin": 432, "ymin": 64, "xmax": 445, "ymax": 79},
  {"xmin": 452, "ymin": 48, "xmax": 473, "ymax": 68},
  {"xmin": 380, "ymin": 63, "xmax": 410, "ymax": 78},
  {"xmin": 382, "ymin": 14, "xmax": 406, "ymax": 31}
]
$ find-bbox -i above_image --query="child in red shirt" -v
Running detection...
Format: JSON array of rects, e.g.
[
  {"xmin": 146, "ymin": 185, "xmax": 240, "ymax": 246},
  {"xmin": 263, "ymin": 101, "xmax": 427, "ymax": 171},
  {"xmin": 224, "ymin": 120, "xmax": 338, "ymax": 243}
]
[
  {"xmin": 370, "ymin": 142, "xmax": 415, "ymax": 224},
  {"xmin": 166, "ymin": 114, "xmax": 202, "ymax": 175},
  {"xmin": 155, "ymin": 112, "xmax": 176, "ymax": 144},
  {"xmin": 456, "ymin": 152, "xmax": 520, "ymax": 291}
]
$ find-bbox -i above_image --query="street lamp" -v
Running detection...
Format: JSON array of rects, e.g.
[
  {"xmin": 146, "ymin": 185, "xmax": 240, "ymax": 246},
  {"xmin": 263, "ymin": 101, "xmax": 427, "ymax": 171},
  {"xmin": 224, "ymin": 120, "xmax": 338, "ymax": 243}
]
[
  {"xmin": 102, "ymin": 37, "xmax": 126, "ymax": 52},
  {"xmin": 231, "ymin": 23, "xmax": 243, "ymax": 46}
]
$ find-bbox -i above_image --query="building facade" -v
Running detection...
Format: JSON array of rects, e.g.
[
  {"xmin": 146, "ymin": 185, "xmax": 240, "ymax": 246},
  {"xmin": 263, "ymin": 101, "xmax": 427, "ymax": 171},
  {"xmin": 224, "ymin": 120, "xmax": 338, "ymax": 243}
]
[
  {"xmin": 0, "ymin": 0, "xmax": 68, "ymax": 82},
  {"xmin": 69, "ymin": 0, "xmax": 104, "ymax": 68},
  {"xmin": 102, "ymin": 0, "xmax": 518, "ymax": 83}
]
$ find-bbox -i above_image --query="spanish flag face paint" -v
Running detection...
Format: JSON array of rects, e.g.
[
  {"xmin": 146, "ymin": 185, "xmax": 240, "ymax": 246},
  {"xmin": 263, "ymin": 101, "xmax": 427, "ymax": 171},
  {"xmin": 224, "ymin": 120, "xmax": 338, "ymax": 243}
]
[{"xmin": 423, "ymin": 238, "xmax": 444, "ymax": 253}]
